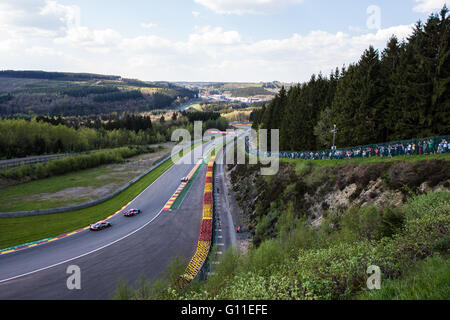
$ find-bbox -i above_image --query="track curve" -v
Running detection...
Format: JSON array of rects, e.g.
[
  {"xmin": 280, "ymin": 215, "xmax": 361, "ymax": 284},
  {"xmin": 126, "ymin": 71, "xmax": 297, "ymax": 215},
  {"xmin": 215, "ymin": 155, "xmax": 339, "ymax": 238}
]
[{"xmin": 0, "ymin": 141, "xmax": 215, "ymax": 299}]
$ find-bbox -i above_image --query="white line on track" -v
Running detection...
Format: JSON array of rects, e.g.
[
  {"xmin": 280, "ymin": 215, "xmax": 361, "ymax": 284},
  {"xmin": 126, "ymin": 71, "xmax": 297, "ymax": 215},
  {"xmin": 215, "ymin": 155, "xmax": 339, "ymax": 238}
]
[
  {"xmin": 0, "ymin": 206, "xmax": 165, "ymax": 284},
  {"xmin": 0, "ymin": 142, "xmax": 213, "ymax": 284}
]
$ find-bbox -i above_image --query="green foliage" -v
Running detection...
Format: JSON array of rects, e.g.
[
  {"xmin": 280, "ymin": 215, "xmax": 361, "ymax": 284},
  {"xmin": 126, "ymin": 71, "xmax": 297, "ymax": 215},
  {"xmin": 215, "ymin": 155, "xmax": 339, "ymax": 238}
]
[
  {"xmin": 360, "ymin": 255, "xmax": 450, "ymax": 300},
  {"xmin": 112, "ymin": 278, "xmax": 134, "ymax": 300},
  {"xmin": 254, "ymin": 8, "xmax": 449, "ymax": 150},
  {"xmin": 122, "ymin": 190, "xmax": 449, "ymax": 300},
  {"xmin": 92, "ymin": 90, "xmax": 143, "ymax": 103},
  {"xmin": 291, "ymin": 241, "xmax": 377, "ymax": 300},
  {"xmin": 0, "ymin": 147, "xmax": 147, "ymax": 181},
  {"xmin": 0, "ymin": 119, "xmax": 158, "ymax": 158},
  {"xmin": 377, "ymin": 207, "xmax": 405, "ymax": 239},
  {"xmin": 254, "ymin": 214, "xmax": 273, "ymax": 243},
  {"xmin": 276, "ymin": 201, "xmax": 297, "ymax": 240},
  {"xmin": 0, "ymin": 143, "xmax": 197, "ymax": 248},
  {"xmin": 62, "ymin": 86, "xmax": 119, "ymax": 98},
  {"xmin": 0, "ymin": 71, "xmax": 198, "ymax": 116},
  {"xmin": 215, "ymin": 272, "xmax": 301, "ymax": 300},
  {"xmin": 112, "ymin": 256, "xmax": 189, "ymax": 300},
  {"xmin": 402, "ymin": 189, "xmax": 450, "ymax": 221},
  {"xmin": 242, "ymin": 239, "xmax": 286, "ymax": 277}
]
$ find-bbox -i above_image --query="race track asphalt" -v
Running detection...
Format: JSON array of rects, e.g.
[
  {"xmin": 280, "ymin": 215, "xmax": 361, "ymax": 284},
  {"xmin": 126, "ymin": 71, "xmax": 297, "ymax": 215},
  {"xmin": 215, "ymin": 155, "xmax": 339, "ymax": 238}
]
[{"xmin": 0, "ymin": 141, "xmax": 215, "ymax": 299}]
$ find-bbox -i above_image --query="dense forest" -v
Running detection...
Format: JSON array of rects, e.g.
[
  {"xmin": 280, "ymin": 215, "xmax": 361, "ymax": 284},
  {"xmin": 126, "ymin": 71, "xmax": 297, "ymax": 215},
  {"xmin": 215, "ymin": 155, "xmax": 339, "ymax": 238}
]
[
  {"xmin": 0, "ymin": 72, "xmax": 198, "ymax": 117},
  {"xmin": 0, "ymin": 70, "xmax": 121, "ymax": 81},
  {"xmin": 0, "ymin": 110, "xmax": 228, "ymax": 159},
  {"xmin": 251, "ymin": 7, "xmax": 449, "ymax": 151}
]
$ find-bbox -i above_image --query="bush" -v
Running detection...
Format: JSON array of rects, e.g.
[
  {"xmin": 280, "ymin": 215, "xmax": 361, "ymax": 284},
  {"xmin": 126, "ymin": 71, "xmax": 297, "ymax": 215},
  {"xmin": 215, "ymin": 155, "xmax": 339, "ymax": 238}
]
[
  {"xmin": 402, "ymin": 190, "xmax": 450, "ymax": 221},
  {"xmin": 216, "ymin": 272, "xmax": 301, "ymax": 300},
  {"xmin": 242, "ymin": 239, "xmax": 286, "ymax": 277},
  {"xmin": 0, "ymin": 147, "xmax": 146, "ymax": 182},
  {"xmin": 288, "ymin": 241, "xmax": 377, "ymax": 300},
  {"xmin": 119, "ymin": 191, "xmax": 449, "ymax": 300},
  {"xmin": 360, "ymin": 255, "xmax": 450, "ymax": 300}
]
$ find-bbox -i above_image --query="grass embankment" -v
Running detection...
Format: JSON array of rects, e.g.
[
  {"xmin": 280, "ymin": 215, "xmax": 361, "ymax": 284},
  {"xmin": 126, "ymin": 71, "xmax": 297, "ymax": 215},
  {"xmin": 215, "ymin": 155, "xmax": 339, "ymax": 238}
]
[
  {"xmin": 117, "ymin": 190, "xmax": 449, "ymax": 300},
  {"xmin": 360, "ymin": 255, "xmax": 449, "ymax": 300},
  {"xmin": 0, "ymin": 142, "xmax": 203, "ymax": 249},
  {"xmin": 0, "ymin": 146, "xmax": 170, "ymax": 212},
  {"xmin": 0, "ymin": 146, "xmax": 153, "ymax": 182},
  {"xmin": 115, "ymin": 149, "xmax": 449, "ymax": 300},
  {"xmin": 282, "ymin": 153, "xmax": 450, "ymax": 171}
]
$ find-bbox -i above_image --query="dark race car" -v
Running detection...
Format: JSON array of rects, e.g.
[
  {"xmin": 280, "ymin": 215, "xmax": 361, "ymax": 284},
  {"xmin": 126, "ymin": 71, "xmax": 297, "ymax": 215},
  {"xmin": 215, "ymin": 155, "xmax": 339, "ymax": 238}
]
[
  {"xmin": 90, "ymin": 221, "xmax": 112, "ymax": 231},
  {"xmin": 123, "ymin": 208, "xmax": 142, "ymax": 217},
  {"xmin": 181, "ymin": 177, "xmax": 189, "ymax": 183}
]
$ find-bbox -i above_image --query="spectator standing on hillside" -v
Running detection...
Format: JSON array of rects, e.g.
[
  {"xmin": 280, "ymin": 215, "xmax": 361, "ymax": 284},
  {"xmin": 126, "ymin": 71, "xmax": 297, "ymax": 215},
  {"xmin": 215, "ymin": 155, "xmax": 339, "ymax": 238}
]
[{"xmin": 428, "ymin": 139, "xmax": 435, "ymax": 154}]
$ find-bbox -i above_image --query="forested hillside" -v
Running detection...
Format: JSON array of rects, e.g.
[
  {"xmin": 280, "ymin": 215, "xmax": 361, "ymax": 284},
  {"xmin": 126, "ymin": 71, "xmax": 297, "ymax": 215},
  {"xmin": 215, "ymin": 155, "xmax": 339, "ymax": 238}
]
[
  {"xmin": 251, "ymin": 7, "xmax": 449, "ymax": 151},
  {"xmin": 0, "ymin": 71, "xmax": 198, "ymax": 117},
  {"xmin": 0, "ymin": 110, "xmax": 227, "ymax": 159}
]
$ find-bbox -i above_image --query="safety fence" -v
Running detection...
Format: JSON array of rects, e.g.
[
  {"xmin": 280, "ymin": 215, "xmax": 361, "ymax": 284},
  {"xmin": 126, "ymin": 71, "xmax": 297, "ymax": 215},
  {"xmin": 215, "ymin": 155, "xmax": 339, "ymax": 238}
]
[
  {"xmin": 246, "ymin": 135, "xmax": 450, "ymax": 161},
  {"xmin": 0, "ymin": 153, "xmax": 84, "ymax": 171},
  {"xmin": 0, "ymin": 141, "xmax": 198, "ymax": 218},
  {"xmin": 180, "ymin": 155, "xmax": 215, "ymax": 286}
]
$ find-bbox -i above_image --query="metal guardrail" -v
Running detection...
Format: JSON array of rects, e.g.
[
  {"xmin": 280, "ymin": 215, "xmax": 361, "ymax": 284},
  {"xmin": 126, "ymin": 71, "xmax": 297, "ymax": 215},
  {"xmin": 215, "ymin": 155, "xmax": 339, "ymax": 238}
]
[
  {"xmin": 0, "ymin": 153, "xmax": 78, "ymax": 171},
  {"xmin": 0, "ymin": 141, "xmax": 199, "ymax": 218}
]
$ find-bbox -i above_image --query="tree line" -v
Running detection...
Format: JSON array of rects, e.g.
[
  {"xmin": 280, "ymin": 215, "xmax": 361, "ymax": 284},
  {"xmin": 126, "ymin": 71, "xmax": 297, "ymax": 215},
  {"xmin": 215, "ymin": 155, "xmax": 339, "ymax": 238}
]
[
  {"xmin": 0, "ymin": 146, "xmax": 152, "ymax": 182},
  {"xmin": 62, "ymin": 86, "xmax": 120, "ymax": 98},
  {"xmin": 0, "ymin": 70, "xmax": 121, "ymax": 81},
  {"xmin": 251, "ymin": 7, "xmax": 449, "ymax": 151},
  {"xmin": 0, "ymin": 119, "xmax": 164, "ymax": 159},
  {"xmin": 0, "ymin": 109, "xmax": 230, "ymax": 159}
]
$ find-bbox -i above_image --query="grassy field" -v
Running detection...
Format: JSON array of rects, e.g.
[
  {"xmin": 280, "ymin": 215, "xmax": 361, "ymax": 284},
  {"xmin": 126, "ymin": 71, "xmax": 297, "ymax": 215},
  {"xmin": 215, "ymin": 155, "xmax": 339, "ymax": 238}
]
[
  {"xmin": 281, "ymin": 153, "xmax": 450, "ymax": 173},
  {"xmin": 359, "ymin": 255, "xmax": 449, "ymax": 300},
  {"xmin": 0, "ymin": 141, "xmax": 203, "ymax": 249},
  {"xmin": 0, "ymin": 146, "xmax": 171, "ymax": 212},
  {"xmin": 186, "ymin": 103, "xmax": 203, "ymax": 111}
]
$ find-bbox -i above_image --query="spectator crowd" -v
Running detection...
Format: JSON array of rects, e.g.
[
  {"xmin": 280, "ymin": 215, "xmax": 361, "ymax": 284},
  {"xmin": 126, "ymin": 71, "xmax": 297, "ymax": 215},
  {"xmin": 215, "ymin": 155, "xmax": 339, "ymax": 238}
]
[{"xmin": 246, "ymin": 136, "xmax": 449, "ymax": 161}]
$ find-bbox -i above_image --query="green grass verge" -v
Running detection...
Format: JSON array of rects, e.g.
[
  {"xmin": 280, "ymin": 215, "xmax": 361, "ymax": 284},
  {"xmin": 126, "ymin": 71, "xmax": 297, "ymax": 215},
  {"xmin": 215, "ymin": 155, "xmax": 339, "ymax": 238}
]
[
  {"xmin": 283, "ymin": 153, "xmax": 450, "ymax": 175},
  {"xmin": 359, "ymin": 255, "xmax": 450, "ymax": 300},
  {"xmin": 0, "ymin": 142, "xmax": 204, "ymax": 249},
  {"xmin": 0, "ymin": 167, "xmax": 126, "ymax": 212},
  {"xmin": 281, "ymin": 152, "xmax": 450, "ymax": 166},
  {"xmin": 170, "ymin": 162, "xmax": 205, "ymax": 210},
  {"xmin": 0, "ymin": 148, "xmax": 169, "ymax": 212}
]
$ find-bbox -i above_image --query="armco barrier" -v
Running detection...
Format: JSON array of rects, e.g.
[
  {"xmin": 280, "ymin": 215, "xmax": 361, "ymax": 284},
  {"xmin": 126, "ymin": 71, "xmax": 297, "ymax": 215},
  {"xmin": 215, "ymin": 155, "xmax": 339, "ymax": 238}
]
[
  {"xmin": 0, "ymin": 141, "xmax": 199, "ymax": 218},
  {"xmin": 180, "ymin": 155, "xmax": 215, "ymax": 285}
]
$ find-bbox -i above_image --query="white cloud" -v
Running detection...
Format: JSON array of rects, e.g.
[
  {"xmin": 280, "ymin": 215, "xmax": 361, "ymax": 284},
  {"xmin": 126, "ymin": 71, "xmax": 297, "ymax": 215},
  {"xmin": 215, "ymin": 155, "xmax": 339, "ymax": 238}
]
[
  {"xmin": 0, "ymin": 0, "xmax": 80, "ymax": 36},
  {"xmin": 192, "ymin": 11, "xmax": 200, "ymax": 17},
  {"xmin": 54, "ymin": 26, "xmax": 122, "ymax": 50},
  {"xmin": 188, "ymin": 26, "xmax": 241, "ymax": 45},
  {"xmin": 0, "ymin": 0, "xmax": 418, "ymax": 82},
  {"xmin": 140, "ymin": 22, "xmax": 157, "ymax": 29},
  {"xmin": 413, "ymin": 0, "xmax": 449, "ymax": 13},
  {"xmin": 194, "ymin": 0, "xmax": 303, "ymax": 15}
]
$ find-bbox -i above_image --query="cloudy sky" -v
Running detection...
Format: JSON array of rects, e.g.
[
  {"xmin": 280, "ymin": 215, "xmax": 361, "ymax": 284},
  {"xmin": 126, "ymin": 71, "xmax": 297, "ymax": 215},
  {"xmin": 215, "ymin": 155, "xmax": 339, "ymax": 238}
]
[{"xmin": 0, "ymin": 0, "xmax": 448, "ymax": 82}]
